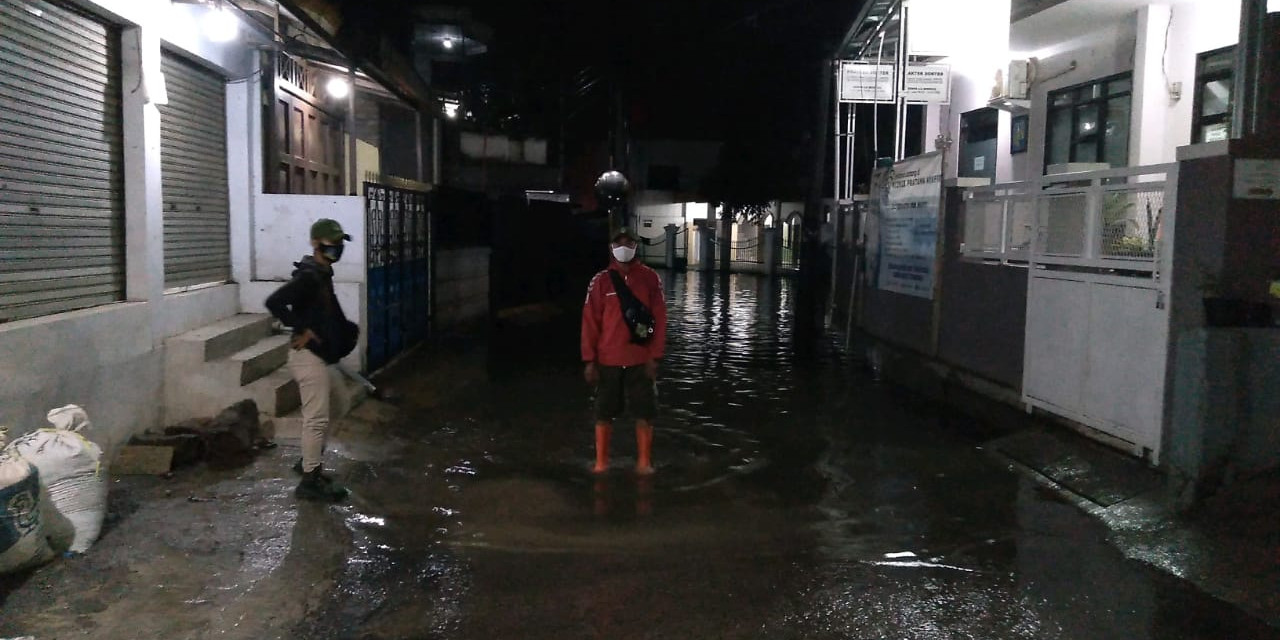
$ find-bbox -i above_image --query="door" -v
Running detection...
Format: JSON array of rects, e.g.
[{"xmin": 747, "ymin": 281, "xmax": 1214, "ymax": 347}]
[
  {"xmin": 0, "ymin": 0, "xmax": 124, "ymax": 322},
  {"xmin": 158, "ymin": 50, "xmax": 230, "ymax": 289}
]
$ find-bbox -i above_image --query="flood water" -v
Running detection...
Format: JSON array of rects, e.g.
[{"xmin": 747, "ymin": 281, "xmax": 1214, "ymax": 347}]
[{"xmin": 297, "ymin": 272, "xmax": 1277, "ymax": 639}]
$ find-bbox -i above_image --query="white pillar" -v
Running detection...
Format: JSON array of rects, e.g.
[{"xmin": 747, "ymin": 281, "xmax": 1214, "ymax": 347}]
[
  {"xmin": 120, "ymin": 27, "xmax": 166, "ymax": 345},
  {"xmin": 1132, "ymin": 5, "xmax": 1174, "ymax": 167}
]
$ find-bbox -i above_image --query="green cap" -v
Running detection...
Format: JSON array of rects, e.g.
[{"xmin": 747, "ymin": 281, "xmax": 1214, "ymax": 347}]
[
  {"xmin": 611, "ymin": 226, "xmax": 638, "ymax": 242},
  {"xmin": 310, "ymin": 218, "xmax": 351, "ymax": 242}
]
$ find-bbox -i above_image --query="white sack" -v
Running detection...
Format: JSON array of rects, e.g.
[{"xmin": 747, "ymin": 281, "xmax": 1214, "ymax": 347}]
[{"xmin": 8, "ymin": 406, "xmax": 107, "ymax": 554}]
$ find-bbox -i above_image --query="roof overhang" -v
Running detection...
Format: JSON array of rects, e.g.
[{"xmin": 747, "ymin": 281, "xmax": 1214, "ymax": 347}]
[
  {"xmin": 834, "ymin": 0, "xmax": 903, "ymax": 61},
  {"xmin": 275, "ymin": 0, "xmax": 435, "ymax": 111}
]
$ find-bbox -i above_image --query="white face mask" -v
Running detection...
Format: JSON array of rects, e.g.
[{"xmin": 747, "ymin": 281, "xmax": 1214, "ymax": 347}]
[{"xmin": 611, "ymin": 244, "xmax": 637, "ymax": 263}]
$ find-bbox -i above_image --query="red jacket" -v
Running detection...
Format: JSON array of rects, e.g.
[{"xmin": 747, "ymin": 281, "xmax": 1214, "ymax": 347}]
[{"xmin": 581, "ymin": 260, "xmax": 668, "ymax": 367}]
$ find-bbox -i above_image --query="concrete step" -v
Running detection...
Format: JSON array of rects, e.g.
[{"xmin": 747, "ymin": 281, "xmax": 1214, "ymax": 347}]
[
  {"xmin": 229, "ymin": 335, "xmax": 291, "ymax": 386},
  {"xmin": 271, "ymin": 410, "xmax": 303, "ymax": 442},
  {"xmin": 248, "ymin": 368, "xmax": 301, "ymax": 418},
  {"xmin": 262, "ymin": 370, "xmax": 368, "ymax": 443},
  {"xmin": 167, "ymin": 314, "xmax": 274, "ymax": 365}
]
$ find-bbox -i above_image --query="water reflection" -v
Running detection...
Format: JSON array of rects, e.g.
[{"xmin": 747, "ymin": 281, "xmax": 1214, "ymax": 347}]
[{"xmin": 297, "ymin": 272, "xmax": 1278, "ymax": 640}]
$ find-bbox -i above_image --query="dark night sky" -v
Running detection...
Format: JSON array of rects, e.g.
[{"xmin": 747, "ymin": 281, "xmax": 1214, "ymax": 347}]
[
  {"xmin": 343, "ymin": 0, "xmax": 864, "ymax": 198},
  {"xmin": 355, "ymin": 0, "xmax": 862, "ymax": 140}
]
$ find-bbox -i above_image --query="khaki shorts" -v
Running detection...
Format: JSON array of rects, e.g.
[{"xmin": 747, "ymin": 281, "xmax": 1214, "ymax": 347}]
[{"xmin": 594, "ymin": 365, "xmax": 657, "ymax": 422}]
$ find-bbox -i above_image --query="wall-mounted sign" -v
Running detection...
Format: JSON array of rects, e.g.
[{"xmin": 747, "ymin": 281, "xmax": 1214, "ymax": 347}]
[
  {"xmin": 839, "ymin": 61, "xmax": 895, "ymax": 102},
  {"xmin": 878, "ymin": 153, "xmax": 944, "ymax": 299},
  {"xmin": 903, "ymin": 63, "xmax": 951, "ymax": 104}
]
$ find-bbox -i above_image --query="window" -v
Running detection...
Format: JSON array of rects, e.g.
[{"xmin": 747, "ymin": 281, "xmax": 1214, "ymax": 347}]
[
  {"xmin": 1193, "ymin": 46, "xmax": 1234, "ymax": 143},
  {"xmin": 1044, "ymin": 74, "xmax": 1132, "ymax": 171}
]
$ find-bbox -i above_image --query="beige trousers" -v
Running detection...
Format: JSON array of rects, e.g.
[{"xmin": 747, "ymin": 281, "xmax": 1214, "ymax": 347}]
[{"xmin": 288, "ymin": 348, "xmax": 331, "ymax": 473}]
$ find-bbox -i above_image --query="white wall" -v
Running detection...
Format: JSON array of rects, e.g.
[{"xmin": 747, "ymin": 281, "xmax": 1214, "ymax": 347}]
[
  {"xmin": 1012, "ymin": 18, "xmax": 1139, "ymax": 180},
  {"xmin": 635, "ymin": 203, "xmax": 684, "ymax": 239},
  {"xmin": 240, "ymin": 194, "xmax": 367, "ymax": 370},
  {"xmin": 909, "ymin": 0, "xmax": 1012, "ymax": 179},
  {"xmin": 1006, "ymin": 0, "xmax": 1238, "ymax": 180},
  {"xmin": 1158, "ymin": 2, "xmax": 1241, "ymax": 161}
]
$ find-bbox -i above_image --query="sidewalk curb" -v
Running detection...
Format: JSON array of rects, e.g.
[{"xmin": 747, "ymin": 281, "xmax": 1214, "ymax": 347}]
[{"xmin": 985, "ymin": 446, "xmax": 1280, "ymax": 632}]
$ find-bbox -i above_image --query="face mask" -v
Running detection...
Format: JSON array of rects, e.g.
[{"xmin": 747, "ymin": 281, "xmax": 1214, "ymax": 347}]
[
  {"xmin": 320, "ymin": 243, "xmax": 344, "ymax": 263},
  {"xmin": 612, "ymin": 244, "xmax": 636, "ymax": 263}
]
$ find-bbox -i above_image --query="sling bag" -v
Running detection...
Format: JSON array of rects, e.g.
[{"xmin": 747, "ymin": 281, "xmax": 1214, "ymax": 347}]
[{"xmin": 608, "ymin": 270, "xmax": 656, "ymax": 344}]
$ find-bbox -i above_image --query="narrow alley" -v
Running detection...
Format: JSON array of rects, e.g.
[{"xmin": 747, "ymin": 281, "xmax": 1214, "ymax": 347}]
[{"xmin": 1, "ymin": 273, "xmax": 1275, "ymax": 640}]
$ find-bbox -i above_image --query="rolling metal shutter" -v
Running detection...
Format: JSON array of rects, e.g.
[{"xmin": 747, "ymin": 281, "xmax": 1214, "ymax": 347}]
[
  {"xmin": 0, "ymin": 0, "xmax": 124, "ymax": 323},
  {"xmin": 159, "ymin": 52, "xmax": 230, "ymax": 288}
]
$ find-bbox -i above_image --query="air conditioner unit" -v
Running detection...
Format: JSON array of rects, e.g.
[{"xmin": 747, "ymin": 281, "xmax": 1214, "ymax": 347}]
[
  {"xmin": 988, "ymin": 60, "xmax": 1032, "ymax": 114},
  {"xmin": 1006, "ymin": 60, "xmax": 1030, "ymax": 100}
]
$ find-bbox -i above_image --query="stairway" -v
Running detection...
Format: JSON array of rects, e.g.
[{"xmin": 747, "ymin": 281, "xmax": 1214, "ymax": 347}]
[
  {"xmin": 163, "ymin": 314, "xmax": 368, "ymax": 438},
  {"xmin": 163, "ymin": 314, "xmax": 300, "ymax": 426}
]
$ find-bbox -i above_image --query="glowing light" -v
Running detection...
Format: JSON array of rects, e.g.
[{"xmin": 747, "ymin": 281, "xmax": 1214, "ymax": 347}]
[
  {"xmin": 442, "ymin": 37, "xmax": 455, "ymax": 50},
  {"xmin": 326, "ymin": 77, "xmax": 350, "ymax": 99},
  {"xmin": 202, "ymin": 6, "xmax": 238, "ymax": 43},
  {"xmin": 444, "ymin": 100, "xmax": 460, "ymax": 119}
]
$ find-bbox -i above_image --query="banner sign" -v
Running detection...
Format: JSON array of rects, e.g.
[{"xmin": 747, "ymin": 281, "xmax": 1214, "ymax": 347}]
[
  {"xmin": 903, "ymin": 63, "xmax": 951, "ymax": 104},
  {"xmin": 839, "ymin": 61, "xmax": 895, "ymax": 102},
  {"xmin": 877, "ymin": 153, "xmax": 943, "ymax": 298}
]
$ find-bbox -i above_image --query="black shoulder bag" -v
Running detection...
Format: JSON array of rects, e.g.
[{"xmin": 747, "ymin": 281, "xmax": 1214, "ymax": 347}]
[{"xmin": 608, "ymin": 270, "xmax": 656, "ymax": 344}]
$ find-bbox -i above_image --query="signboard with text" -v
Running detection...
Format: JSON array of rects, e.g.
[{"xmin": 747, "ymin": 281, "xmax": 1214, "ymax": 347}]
[
  {"xmin": 903, "ymin": 63, "xmax": 951, "ymax": 104},
  {"xmin": 839, "ymin": 61, "xmax": 895, "ymax": 102},
  {"xmin": 840, "ymin": 61, "xmax": 952, "ymax": 104},
  {"xmin": 877, "ymin": 153, "xmax": 943, "ymax": 299}
]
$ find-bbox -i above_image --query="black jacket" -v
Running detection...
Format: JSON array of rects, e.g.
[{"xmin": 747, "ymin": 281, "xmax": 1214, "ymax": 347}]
[{"xmin": 264, "ymin": 256, "xmax": 359, "ymax": 364}]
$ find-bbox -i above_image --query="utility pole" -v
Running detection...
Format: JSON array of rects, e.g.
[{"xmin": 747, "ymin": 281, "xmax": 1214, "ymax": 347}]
[{"xmin": 799, "ymin": 57, "xmax": 835, "ymax": 331}]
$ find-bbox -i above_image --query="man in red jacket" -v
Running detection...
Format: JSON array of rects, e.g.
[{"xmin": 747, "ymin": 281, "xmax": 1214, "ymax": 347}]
[{"xmin": 582, "ymin": 226, "xmax": 668, "ymax": 475}]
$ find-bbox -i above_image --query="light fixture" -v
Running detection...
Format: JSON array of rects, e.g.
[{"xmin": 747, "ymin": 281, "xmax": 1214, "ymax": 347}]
[
  {"xmin": 443, "ymin": 99, "xmax": 460, "ymax": 119},
  {"xmin": 442, "ymin": 37, "xmax": 455, "ymax": 50},
  {"xmin": 202, "ymin": 4, "xmax": 238, "ymax": 43},
  {"xmin": 326, "ymin": 77, "xmax": 350, "ymax": 99}
]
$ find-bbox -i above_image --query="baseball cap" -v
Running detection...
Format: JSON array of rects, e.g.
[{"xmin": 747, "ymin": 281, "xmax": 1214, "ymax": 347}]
[
  {"xmin": 310, "ymin": 218, "xmax": 351, "ymax": 242},
  {"xmin": 611, "ymin": 226, "xmax": 639, "ymax": 242}
]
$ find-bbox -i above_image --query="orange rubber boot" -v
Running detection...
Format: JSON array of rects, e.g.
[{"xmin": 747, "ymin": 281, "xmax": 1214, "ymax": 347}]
[
  {"xmin": 593, "ymin": 422, "xmax": 612, "ymax": 474},
  {"xmin": 635, "ymin": 421, "xmax": 654, "ymax": 475}
]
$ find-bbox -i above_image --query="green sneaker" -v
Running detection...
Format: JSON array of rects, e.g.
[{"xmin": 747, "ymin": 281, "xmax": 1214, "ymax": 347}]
[{"xmin": 295, "ymin": 469, "xmax": 349, "ymax": 502}]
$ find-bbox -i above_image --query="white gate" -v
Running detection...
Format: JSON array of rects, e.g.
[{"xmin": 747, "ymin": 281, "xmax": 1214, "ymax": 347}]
[{"xmin": 966, "ymin": 165, "xmax": 1177, "ymax": 461}]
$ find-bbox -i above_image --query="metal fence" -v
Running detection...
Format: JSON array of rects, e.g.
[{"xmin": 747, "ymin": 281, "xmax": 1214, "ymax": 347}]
[
  {"xmin": 962, "ymin": 164, "xmax": 1175, "ymax": 273},
  {"xmin": 730, "ymin": 238, "xmax": 761, "ymax": 264},
  {"xmin": 365, "ymin": 182, "xmax": 430, "ymax": 372}
]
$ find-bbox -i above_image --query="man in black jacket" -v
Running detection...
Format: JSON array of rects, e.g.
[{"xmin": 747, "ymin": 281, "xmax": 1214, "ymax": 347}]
[{"xmin": 265, "ymin": 218, "xmax": 359, "ymax": 502}]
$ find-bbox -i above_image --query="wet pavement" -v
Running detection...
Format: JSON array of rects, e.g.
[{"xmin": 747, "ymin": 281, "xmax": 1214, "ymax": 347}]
[{"xmin": 2, "ymin": 272, "xmax": 1278, "ymax": 639}]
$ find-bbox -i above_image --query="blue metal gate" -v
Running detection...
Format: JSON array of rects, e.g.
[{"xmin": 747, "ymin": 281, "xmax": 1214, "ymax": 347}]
[{"xmin": 365, "ymin": 183, "xmax": 431, "ymax": 371}]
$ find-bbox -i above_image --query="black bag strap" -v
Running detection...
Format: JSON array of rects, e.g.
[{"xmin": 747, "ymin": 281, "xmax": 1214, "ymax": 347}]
[{"xmin": 608, "ymin": 269, "xmax": 642, "ymax": 310}]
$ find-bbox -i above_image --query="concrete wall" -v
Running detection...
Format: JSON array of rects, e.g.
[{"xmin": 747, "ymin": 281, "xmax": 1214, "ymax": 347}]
[
  {"xmin": 1168, "ymin": 329, "xmax": 1280, "ymax": 502},
  {"xmin": 435, "ymin": 248, "xmax": 492, "ymax": 329},
  {"xmin": 459, "ymin": 133, "xmax": 548, "ymax": 165},
  {"xmin": 238, "ymin": 195, "xmax": 367, "ymax": 371},
  {"xmin": 937, "ymin": 190, "xmax": 1029, "ymax": 388},
  {"xmin": 635, "ymin": 203, "xmax": 684, "ymax": 240}
]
